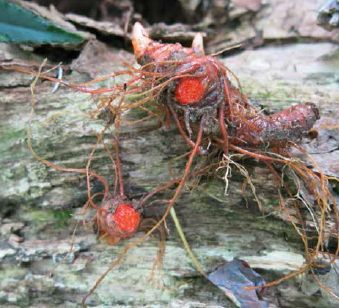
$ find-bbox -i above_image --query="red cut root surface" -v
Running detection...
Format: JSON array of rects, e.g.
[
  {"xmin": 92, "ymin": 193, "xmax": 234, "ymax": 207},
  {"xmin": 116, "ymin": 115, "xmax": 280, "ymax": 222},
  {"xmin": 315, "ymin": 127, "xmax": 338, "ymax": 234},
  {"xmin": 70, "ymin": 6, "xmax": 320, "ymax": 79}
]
[
  {"xmin": 113, "ymin": 203, "xmax": 141, "ymax": 233},
  {"xmin": 175, "ymin": 77, "xmax": 205, "ymax": 105}
]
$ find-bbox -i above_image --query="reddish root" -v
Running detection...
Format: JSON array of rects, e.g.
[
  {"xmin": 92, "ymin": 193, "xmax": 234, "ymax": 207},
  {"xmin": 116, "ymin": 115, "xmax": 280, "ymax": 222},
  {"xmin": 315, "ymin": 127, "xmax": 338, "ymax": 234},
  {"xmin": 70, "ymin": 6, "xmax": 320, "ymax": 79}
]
[
  {"xmin": 82, "ymin": 116, "xmax": 205, "ymax": 304},
  {"xmin": 218, "ymin": 141, "xmax": 338, "ymax": 295},
  {"xmin": 218, "ymin": 97, "xmax": 229, "ymax": 154},
  {"xmin": 112, "ymin": 137, "xmax": 125, "ymax": 197},
  {"xmin": 139, "ymin": 218, "xmax": 167, "ymax": 286}
]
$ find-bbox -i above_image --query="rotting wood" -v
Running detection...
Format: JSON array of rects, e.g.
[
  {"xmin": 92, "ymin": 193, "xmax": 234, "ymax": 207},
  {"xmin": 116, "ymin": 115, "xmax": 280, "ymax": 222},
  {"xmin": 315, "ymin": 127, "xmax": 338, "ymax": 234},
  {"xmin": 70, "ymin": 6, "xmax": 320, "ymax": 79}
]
[{"xmin": 0, "ymin": 40, "xmax": 338, "ymax": 306}]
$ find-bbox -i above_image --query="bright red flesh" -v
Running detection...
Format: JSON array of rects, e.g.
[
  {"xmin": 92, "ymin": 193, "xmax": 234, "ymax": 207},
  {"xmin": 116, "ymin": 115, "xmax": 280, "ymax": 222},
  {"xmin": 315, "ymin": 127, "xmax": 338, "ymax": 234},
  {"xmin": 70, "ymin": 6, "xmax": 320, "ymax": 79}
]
[
  {"xmin": 175, "ymin": 77, "xmax": 205, "ymax": 105},
  {"xmin": 113, "ymin": 203, "xmax": 141, "ymax": 233}
]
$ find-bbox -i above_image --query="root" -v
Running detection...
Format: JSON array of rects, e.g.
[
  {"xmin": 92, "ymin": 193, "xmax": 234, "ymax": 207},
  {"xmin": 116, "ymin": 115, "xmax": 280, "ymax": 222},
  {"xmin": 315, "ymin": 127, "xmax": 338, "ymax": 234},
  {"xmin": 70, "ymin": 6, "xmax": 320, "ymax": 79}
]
[
  {"xmin": 218, "ymin": 142, "xmax": 338, "ymax": 296},
  {"xmin": 139, "ymin": 218, "xmax": 167, "ymax": 287},
  {"xmin": 82, "ymin": 116, "xmax": 205, "ymax": 304},
  {"xmin": 16, "ymin": 33, "xmax": 338, "ymax": 304},
  {"xmin": 218, "ymin": 154, "xmax": 263, "ymax": 211}
]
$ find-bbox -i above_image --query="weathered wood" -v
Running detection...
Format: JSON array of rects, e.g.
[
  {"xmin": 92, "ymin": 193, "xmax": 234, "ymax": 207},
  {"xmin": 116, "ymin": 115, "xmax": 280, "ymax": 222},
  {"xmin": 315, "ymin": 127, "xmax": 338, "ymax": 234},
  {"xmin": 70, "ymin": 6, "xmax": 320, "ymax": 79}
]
[{"xmin": 0, "ymin": 40, "xmax": 338, "ymax": 307}]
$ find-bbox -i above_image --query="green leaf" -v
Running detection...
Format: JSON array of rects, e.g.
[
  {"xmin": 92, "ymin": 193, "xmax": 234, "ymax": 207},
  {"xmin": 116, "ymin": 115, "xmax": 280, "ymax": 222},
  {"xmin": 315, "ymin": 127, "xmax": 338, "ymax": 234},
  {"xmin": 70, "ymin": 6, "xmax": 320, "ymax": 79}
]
[{"xmin": 0, "ymin": 0, "xmax": 85, "ymax": 46}]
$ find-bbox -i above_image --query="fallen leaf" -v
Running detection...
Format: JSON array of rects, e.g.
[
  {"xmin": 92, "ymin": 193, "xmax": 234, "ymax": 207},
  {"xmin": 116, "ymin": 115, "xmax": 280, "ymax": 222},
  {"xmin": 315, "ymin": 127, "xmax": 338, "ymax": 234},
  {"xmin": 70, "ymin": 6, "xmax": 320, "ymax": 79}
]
[
  {"xmin": 208, "ymin": 258, "xmax": 268, "ymax": 308},
  {"xmin": 0, "ymin": 0, "xmax": 88, "ymax": 47}
]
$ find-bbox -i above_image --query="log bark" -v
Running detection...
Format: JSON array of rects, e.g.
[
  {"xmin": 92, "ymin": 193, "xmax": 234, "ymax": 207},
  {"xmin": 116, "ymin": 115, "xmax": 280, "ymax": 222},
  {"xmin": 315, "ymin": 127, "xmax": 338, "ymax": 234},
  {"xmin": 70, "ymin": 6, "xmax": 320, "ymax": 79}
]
[{"xmin": 0, "ymin": 40, "xmax": 338, "ymax": 307}]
